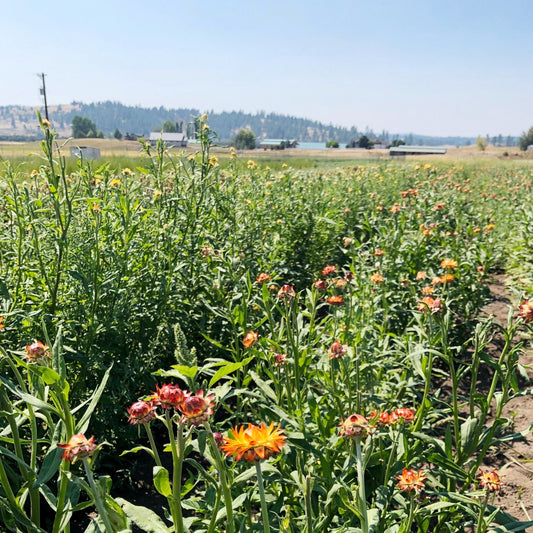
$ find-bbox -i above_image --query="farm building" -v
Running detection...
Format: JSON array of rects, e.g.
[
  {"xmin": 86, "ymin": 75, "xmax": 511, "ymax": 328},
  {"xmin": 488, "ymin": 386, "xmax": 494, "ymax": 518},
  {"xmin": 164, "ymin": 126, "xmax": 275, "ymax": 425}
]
[
  {"xmin": 390, "ymin": 145, "xmax": 447, "ymax": 157},
  {"xmin": 259, "ymin": 139, "xmax": 298, "ymax": 150},
  {"xmin": 69, "ymin": 146, "xmax": 101, "ymax": 159},
  {"xmin": 149, "ymin": 132, "xmax": 188, "ymax": 147}
]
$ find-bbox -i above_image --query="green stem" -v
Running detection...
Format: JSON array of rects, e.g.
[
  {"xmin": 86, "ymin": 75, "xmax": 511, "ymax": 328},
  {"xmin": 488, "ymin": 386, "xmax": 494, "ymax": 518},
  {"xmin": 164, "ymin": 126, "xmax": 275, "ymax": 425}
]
[
  {"xmin": 144, "ymin": 423, "xmax": 162, "ymax": 467},
  {"xmin": 355, "ymin": 437, "xmax": 368, "ymax": 533},
  {"xmin": 83, "ymin": 458, "xmax": 114, "ymax": 533},
  {"xmin": 206, "ymin": 425, "xmax": 235, "ymax": 533},
  {"xmin": 403, "ymin": 495, "xmax": 416, "ymax": 533},
  {"xmin": 255, "ymin": 461, "xmax": 271, "ymax": 533},
  {"xmin": 305, "ymin": 474, "xmax": 313, "ymax": 533},
  {"xmin": 165, "ymin": 412, "xmax": 184, "ymax": 533}
]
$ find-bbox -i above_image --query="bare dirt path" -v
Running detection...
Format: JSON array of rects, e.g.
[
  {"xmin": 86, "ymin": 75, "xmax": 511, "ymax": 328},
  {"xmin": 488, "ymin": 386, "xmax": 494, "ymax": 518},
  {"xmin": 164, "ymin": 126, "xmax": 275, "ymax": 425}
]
[{"xmin": 481, "ymin": 275, "xmax": 533, "ymax": 521}]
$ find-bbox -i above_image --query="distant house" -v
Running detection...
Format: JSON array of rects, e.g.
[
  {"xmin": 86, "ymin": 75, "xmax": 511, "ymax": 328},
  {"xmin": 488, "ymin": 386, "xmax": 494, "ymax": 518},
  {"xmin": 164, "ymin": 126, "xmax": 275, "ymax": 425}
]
[
  {"xmin": 390, "ymin": 145, "xmax": 447, "ymax": 157},
  {"xmin": 70, "ymin": 146, "xmax": 101, "ymax": 159},
  {"xmin": 149, "ymin": 132, "xmax": 187, "ymax": 147},
  {"xmin": 259, "ymin": 139, "xmax": 298, "ymax": 150},
  {"xmin": 124, "ymin": 132, "xmax": 143, "ymax": 141}
]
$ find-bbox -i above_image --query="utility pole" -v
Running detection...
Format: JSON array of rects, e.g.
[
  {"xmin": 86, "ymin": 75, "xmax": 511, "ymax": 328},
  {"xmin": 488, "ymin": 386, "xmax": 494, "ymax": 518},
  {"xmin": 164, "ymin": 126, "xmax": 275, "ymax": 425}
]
[{"xmin": 38, "ymin": 73, "xmax": 49, "ymax": 121}]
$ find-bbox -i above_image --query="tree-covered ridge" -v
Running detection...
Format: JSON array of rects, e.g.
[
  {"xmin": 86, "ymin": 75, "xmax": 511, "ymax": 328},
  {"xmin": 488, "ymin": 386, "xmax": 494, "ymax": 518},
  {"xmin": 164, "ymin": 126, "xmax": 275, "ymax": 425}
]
[{"xmin": 0, "ymin": 101, "xmax": 513, "ymax": 146}]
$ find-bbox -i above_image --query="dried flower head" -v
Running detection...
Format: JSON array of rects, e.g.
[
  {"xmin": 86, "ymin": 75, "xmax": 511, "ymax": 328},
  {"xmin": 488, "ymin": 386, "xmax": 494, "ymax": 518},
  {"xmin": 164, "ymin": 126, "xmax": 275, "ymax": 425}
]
[
  {"xmin": 58, "ymin": 433, "xmax": 97, "ymax": 463},
  {"xmin": 370, "ymin": 273, "xmax": 385, "ymax": 284},
  {"xmin": 314, "ymin": 279, "xmax": 327, "ymax": 291},
  {"xmin": 221, "ymin": 422, "xmax": 286, "ymax": 462},
  {"xmin": 273, "ymin": 353, "xmax": 288, "ymax": 367}
]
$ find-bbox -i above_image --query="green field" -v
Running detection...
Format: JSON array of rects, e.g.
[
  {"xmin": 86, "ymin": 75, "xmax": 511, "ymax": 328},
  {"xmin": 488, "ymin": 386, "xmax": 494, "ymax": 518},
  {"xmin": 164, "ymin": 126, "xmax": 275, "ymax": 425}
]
[{"xmin": 1, "ymin": 121, "xmax": 533, "ymax": 532}]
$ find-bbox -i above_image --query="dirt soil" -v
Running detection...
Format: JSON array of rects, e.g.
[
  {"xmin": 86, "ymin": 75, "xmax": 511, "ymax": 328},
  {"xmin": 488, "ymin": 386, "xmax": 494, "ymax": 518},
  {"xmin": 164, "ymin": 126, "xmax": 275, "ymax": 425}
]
[{"xmin": 481, "ymin": 275, "xmax": 533, "ymax": 522}]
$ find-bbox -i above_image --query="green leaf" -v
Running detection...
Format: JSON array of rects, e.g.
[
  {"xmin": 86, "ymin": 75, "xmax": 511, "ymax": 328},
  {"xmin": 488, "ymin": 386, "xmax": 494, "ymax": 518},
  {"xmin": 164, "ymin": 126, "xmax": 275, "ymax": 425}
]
[
  {"xmin": 33, "ymin": 446, "xmax": 63, "ymax": 489},
  {"xmin": 76, "ymin": 364, "xmax": 113, "ymax": 434},
  {"xmin": 153, "ymin": 466, "xmax": 172, "ymax": 497},
  {"xmin": 248, "ymin": 370, "xmax": 277, "ymax": 402},
  {"xmin": 460, "ymin": 416, "xmax": 478, "ymax": 452},
  {"xmin": 208, "ymin": 357, "xmax": 252, "ymax": 388},
  {"xmin": 120, "ymin": 446, "xmax": 156, "ymax": 460},
  {"xmin": 115, "ymin": 497, "xmax": 170, "ymax": 533}
]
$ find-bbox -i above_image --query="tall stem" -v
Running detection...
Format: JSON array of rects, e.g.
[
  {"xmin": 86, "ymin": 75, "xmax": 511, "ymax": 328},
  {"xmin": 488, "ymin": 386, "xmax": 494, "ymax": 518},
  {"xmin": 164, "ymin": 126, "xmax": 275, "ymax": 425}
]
[
  {"xmin": 355, "ymin": 437, "xmax": 368, "ymax": 533},
  {"xmin": 83, "ymin": 458, "xmax": 114, "ymax": 533},
  {"xmin": 144, "ymin": 423, "xmax": 162, "ymax": 467},
  {"xmin": 255, "ymin": 461, "xmax": 271, "ymax": 533},
  {"xmin": 165, "ymin": 412, "xmax": 184, "ymax": 533}
]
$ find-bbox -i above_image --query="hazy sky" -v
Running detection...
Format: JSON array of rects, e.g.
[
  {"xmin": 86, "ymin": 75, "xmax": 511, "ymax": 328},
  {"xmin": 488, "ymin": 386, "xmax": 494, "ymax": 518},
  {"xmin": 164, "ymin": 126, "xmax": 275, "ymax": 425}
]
[{"xmin": 2, "ymin": 0, "xmax": 532, "ymax": 137}]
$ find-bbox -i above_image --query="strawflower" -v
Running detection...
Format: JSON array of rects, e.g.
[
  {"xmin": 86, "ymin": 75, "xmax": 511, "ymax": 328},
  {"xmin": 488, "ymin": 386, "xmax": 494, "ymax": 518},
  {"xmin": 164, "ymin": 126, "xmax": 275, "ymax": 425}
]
[
  {"xmin": 391, "ymin": 408, "xmax": 416, "ymax": 423},
  {"xmin": 152, "ymin": 383, "xmax": 187, "ymax": 409},
  {"xmin": 396, "ymin": 468, "xmax": 427, "ymax": 492},
  {"xmin": 127, "ymin": 400, "xmax": 157, "ymax": 425},
  {"xmin": 371, "ymin": 273, "xmax": 385, "ymax": 284},
  {"xmin": 440, "ymin": 258, "xmax": 458, "ymax": 270},
  {"xmin": 58, "ymin": 433, "xmax": 97, "ymax": 463},
  {"xmin": 322, "ymin": 265, "xmax": 337, "ymax": 277},
  {"xmin": 221, "ymin": 422, "xmax": 286, "ymax": 462},
  {"xmin": 277, "ymin": 284, "xmax": 296, "ymax": 301},
  {"xmin": 273, "ymin": 353, "xmax": 287, "ymax": 367},
  {"xmin": 338, "ymin": 414, "xmax": 370, "ymax": 439},
  {"xmin": 25, "ymin": 340, "xmax": 50, "ymax": 362},
  {"xmin": 477, "ymin": 469, "xmax": 504, "ymax": 492},
  {"xmin": 327, "ymin": 295, "xmax": 344, "ymax": 306},
  {"xmin": 243, "ymin": 330, "xmax": 259, "ymax": 349},
  {"xmin": 328, "ymin": 341, "xmax": 347, "ymax": 359},
  {"xmin": 518, "ymin": 300, "xmax": 533, "ymax": 323},
  {"xmin": 314, "ymin": 279, "xmax": 327, "ymax": 291},
  {"xmin": 256, "ymin": 272, "xmax": 271, "ymax": 284},
  {"xmin": 0, "ymin": 316, "xmax": 4, "ymax": 331},
  {"xmin": 417, "ymin": 297, "xmax": 443, "ymax": 313},
  {"xmin": 179, "ymin": 389, "xmax": 215, "ymax": 425}
]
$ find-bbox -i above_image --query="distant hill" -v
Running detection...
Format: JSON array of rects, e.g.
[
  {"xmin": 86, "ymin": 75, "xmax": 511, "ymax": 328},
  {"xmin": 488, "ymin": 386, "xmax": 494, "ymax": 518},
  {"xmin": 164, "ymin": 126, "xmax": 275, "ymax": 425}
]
[{"xmin": 0, "ymin": 101, "xmax": 514, "ymax": 147}]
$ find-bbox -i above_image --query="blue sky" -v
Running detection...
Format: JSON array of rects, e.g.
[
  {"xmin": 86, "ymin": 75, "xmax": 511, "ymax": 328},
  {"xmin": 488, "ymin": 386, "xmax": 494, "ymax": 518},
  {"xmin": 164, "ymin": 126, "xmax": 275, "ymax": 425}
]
[{"xmin": 2, "ymin": 0, "xmax": 532, "ymax": 137}]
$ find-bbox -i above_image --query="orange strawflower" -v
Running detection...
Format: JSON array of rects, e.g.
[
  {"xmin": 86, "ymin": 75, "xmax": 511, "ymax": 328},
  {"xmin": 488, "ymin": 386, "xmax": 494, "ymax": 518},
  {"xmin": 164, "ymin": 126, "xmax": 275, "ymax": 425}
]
[
  {"xmin": 518, "ymin": 300, "xmax": 533, "ymax": 323},
  {"xmin": 391, "ymin": 408, "xmax": 416, "ymax": 423},
  {"xmin": 328, "ymin": 341, "xmax": 347, "ymax": 359},
  {"xmin": 416, "ymin": 271, "xmax": 427, "ymax": 281},
  {"xmin": 322, "ymin": 265, "xmax": 337, "ymax": 277},
  {"xmin": 0, "ymin": 316, "xmax": 4, "ymax": 331},
  {"xmin": 327, "ymin": 295, "xmax": 344, "ymax": 306},
  {"xmin": 417, "ymin": 297, "xmax": 443, "ymax": 313},
  {"xmin": 314, "ymin": 279, "xmax": 327, "ymax": 291},
  {"xmin": 421, "ymin": 285, "xmax": 434, "ymax": 296},
  {"xmin": 221, "ymin": 422, "xmax": 286, "ymax": 462},
  {"xmin": 58, "ymin": 433, "xmax": 97, "ymax": 463},
  {"xmin": 371, "ymin": 273, "xmax": 385, "ymax": 284},
  {"xmin": 256, "ymin": 273, "xmax": 271, "ymax": 284},
  {"xmin": 477, "ymin": 469, "xmax": 504, "ymax": 492},
  {"xmin": 369, "ymin": 410, "xmax": 392, "ymax": 426},
  {"xmin": 243, "ymin": 330, "xmax": 259, "ymax": 349},
  {"xmin": 396, "ymin": 468, "xmax": 427, "ymax": 492},
  {"xmin": 440, "ymin": 273, "xmax": 455, "ymax": 284},
  {"xmin": 373, "ymin": 249, "xmax": 385, "ymax": 257},
  {"xmin": 440, "ymin": 258, "xmax": 458, "ymax": 270}
]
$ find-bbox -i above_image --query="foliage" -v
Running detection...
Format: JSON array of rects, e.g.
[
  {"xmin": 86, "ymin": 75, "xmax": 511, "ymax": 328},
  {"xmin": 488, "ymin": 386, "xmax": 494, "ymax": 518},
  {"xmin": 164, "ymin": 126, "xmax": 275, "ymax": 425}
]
[
  {"xmin": 1, "ymin": 115, "xmax": 533, "ymax": 531},
  {"xmin": 518, "ymin": 125, "xmax": 533, "ymax": 151},
  {"xmin": 72, "ymin": 115, "xmax": 103, "ymax": 138},
  {"xmin": 390, "ymin": 139, "xmax": 406, "ymax": 147},
  {"xmin": 326, "ymin": 140, "xmax": 340, "ymax": 148},
  {"xmin": 233, "ymin": 128, "xmax": 256, "ymax": 150},
  {"xmin": 358, "ymin": 134, "xmax": 373, "ymax": 149},
  {"xmin": 161, "ymin": 120, "xmax": 177, "ymax": 133},
  {"xmin": 476, "ymin": 136, "xmax": 488, "ymax": 151},
  {"xmin": 113, "ymin": 128, "xmax": 122, "ymax": 140}
]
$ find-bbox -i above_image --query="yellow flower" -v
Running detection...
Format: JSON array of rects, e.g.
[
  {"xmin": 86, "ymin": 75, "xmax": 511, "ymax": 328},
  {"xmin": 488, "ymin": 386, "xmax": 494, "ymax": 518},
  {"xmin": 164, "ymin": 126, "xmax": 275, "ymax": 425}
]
[
  {"xmin": 109, "ymin": 178, "xmax": 122, "ymax": 187},
  {"xmin": 221, "ymin": 422, "xmax": 286, "ymax": 462},
  {"xmin": 440, "ymin": 258, "xmax": 458, "ymax": 270}
]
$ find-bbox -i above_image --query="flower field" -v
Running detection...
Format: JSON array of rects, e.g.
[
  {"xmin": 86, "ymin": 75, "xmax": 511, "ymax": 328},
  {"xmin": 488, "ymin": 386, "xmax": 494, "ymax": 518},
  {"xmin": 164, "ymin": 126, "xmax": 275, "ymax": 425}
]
[{"xmin": 1, "ymin": 116, "xmax": 533, "ymax": 532}]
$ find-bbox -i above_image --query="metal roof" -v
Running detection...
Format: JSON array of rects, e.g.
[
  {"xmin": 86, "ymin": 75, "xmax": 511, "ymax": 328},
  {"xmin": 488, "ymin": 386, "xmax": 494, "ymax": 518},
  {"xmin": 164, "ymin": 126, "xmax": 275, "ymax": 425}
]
[
  {"xmin": 390, "ymin": 145, "xmax": 447, "ymax": 154},
  {"xmin": 149, "ymin": 132, "xmax": 187, "ymax": 141}
]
